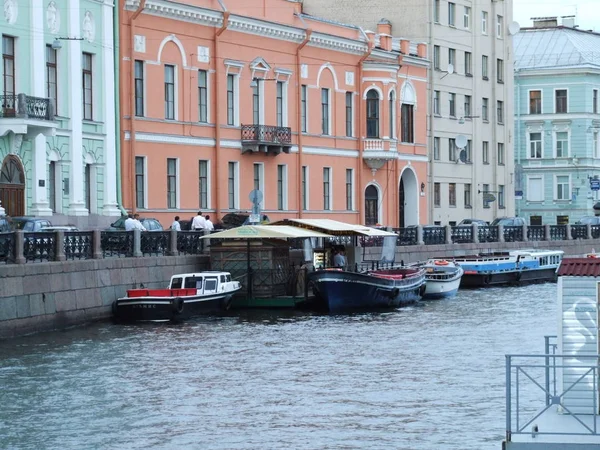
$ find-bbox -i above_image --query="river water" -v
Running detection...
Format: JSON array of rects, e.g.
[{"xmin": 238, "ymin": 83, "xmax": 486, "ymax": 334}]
[{"xmin": 0, "ymin": 283, "xmax": 557, "ymax": 450}]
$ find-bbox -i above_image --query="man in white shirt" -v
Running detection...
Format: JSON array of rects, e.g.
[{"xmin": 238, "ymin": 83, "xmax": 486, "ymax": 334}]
[
  {"xmin": 124, "ymin": 214, "xmax": 136, "ymax": 231},
  {"xmin": 171, "ymin": 216, "xmax": 181, "ymax": 231},
  {"xmin": 204, "ymin": 215, "xmax": 214, "ymax": 231},
  {"xmin": 132, "ymin": 213, "xmax": 147, "ymax": 231},
  {"xmin": 191, "ymin": 211, "xmax": 207, "ymax": 231}
]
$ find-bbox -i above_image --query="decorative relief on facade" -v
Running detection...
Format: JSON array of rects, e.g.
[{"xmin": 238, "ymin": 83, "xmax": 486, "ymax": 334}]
[
  {"xmin": 3, "ymin": 0, "xmax": 17, "ymax": 24},
  {"xmin": 82, "ymin": 10, "xmax": 95, "ymax": 43},
  {"xmin": 197, "ymin": 46, "xmax": 210, "ymax": 63},
  {"xmin": 345, "ymin": 71, "xmax": 354, "ymax": 86},
  {"xmin": 301, "ymin": 64, "xmax": 308, "ymax": 79},
  {"xmin": 46, "ymin": 1, "xmax": 60, "ymax": 34},
  {"xmin": 134, "ymin": 35, "xmax": 146, "ymax": 53}
]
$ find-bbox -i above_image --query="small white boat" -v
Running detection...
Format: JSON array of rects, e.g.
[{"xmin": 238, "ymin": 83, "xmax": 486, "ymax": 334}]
[{"xmin": 421, "ymin": 259, "xmax": 463, "ymax": 299}]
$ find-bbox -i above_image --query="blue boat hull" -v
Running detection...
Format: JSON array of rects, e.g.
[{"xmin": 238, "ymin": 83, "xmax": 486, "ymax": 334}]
[
  {"xmin": 460, "ymin": 267, "xmax": 557, "ymax": 287},
  {"xmin": 308, "ymin": 270, "xmax": 425, "ymax": 313}
]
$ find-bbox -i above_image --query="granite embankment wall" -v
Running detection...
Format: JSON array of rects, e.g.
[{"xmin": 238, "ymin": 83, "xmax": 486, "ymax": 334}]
[{"xmin": 0, "ymin": 255, "xmax": 209, "ymax": 339}]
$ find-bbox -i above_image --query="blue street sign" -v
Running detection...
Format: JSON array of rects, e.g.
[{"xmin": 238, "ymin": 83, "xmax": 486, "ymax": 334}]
[{"xmin": 591, "ymin": 179, "xmax": 600, "ymax": 191}]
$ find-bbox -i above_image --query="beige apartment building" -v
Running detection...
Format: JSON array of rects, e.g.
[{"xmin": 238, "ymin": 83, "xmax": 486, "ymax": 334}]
[{"xmin": 302, "ymin": 0, "xmax": 515, "ymax": 225}]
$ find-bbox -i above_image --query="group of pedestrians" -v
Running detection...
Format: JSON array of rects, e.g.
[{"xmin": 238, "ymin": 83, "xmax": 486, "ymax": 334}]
[
  {"xmin": 170, "ymin": 211, "xmax": 214, "ymax": 232},
  {"xmin": 124, "ymin": 213, "xmax": 146, "ymax": 231}
]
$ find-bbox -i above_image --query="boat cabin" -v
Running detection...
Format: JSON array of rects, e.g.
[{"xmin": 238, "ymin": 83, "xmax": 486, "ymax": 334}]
[{"xmin": 168, "ymin": 272, "xmax": 233, "ymax": 295}]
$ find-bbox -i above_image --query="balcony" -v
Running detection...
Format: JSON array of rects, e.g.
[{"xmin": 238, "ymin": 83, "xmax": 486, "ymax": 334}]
[
  {"xmin": 241, "ymin": 124, "xmax": 292, "ymax": 155},
  {"xmin": 0, "ymin": 93, "xmax": 56, "ymax": 137},
  {"xmin": 362, "ymin": 138, "xmax": 398, "ymax": 174}
]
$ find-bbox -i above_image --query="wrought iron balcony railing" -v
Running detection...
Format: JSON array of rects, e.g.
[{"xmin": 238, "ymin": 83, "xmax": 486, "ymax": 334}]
[
  {"xmin": 0, "ymin": 93, "xmax": 55, "ymax": 121},
  {"xmin": 241, "ymin": 124, "xmax": 292, "ymax": 145}
]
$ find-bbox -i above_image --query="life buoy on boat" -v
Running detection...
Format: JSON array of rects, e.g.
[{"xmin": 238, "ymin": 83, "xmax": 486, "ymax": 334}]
[
  {"xmin": 434, "ymin": 260, "xmax": 449, "ymax": 266},
  {"xmin": 171, "ymin": 297, "xmax": 184, "ymax": 315}
]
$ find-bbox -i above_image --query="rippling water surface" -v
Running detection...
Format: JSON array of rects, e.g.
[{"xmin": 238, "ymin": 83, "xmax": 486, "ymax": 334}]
[{"xmin": 0, "ymin": 284, "xmax": 557, "ymax": 450}]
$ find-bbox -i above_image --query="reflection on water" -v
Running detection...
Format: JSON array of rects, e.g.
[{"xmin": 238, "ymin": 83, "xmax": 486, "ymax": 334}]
[{"xmin": 0, "ymin": 284, "xmax": 556, "ymax": 450}]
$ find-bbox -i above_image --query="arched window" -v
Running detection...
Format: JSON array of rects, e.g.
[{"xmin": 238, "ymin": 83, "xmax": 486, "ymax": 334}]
[
  {"xmin": 365, "ymin": 185, "xmax": 379, "ymax": 226},
  {"xmin": 366, "ymin": 90, "xmax": 380, "ymax": 138},
  {"xmin": 389, "ymin": 91, "xmax": 396, "ymax": 139}
]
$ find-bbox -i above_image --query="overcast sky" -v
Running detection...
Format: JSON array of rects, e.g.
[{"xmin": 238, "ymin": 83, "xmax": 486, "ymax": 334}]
[{"xmin": 514, "ymin": 0, "xmax": 599, "ymax": 31}]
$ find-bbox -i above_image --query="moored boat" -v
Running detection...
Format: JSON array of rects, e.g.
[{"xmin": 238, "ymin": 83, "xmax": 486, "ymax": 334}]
[
  {"xmin": 450, "ymin": 250, "xmax": 563, "ymax": 287},
  {"xmin": 308, "ymin": 266, "xmax": 426, "ymax": 312},
  {"xmin": 113, "ymin": 271, "xmax": 241, "ymax": 322},
  {"xmin": 421, "ymin": 259, "xmax": 464, "ymax": 299}
]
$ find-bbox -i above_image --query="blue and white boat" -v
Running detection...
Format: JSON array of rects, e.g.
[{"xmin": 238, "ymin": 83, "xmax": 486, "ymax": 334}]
[
  {"xmin": 421, "ymin": 259, "xmax": 464, "ymax": 299},
  {"xmin": 448, "ymin": 250, "xmax": 563, "ymax": 287},
  {"xmin": 307, "ymin": 266, "xmax": 426, "ymax": 312}
]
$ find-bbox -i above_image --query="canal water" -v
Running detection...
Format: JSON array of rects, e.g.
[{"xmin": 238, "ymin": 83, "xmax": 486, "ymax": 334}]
[{"xmin": 0, "ymin": 283, "xmax": 556, "ymax": 450}]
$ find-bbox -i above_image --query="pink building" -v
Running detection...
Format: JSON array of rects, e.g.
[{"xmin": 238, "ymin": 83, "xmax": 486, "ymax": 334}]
[{"xmin": 120, "ymin": 0, "xmax": 429, "ymax": 228}]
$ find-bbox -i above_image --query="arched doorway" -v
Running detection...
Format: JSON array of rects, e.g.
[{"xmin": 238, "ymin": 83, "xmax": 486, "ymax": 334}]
[
  {"xmin": 0, "ymin": 155, "xmax": 25, "ymax": 216},
  {"xmin": 365, "ymin": 185, "xmax": 379, "ymax": 226},
  {"xmin": 399, "ymin": 168, "xmax": 418, "ymax": 227}
]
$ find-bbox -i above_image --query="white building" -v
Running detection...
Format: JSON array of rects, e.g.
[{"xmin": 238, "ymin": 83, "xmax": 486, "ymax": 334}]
[{"xmin": 301, "ymin": 0, "xmax": 516, "ymax": 225}]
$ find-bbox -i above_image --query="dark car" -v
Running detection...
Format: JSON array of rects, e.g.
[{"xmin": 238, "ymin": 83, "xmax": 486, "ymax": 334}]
[
  {"xmin": 457, "ymin": 218, "xmax": 488, "ymax": 226},
  {"xmin": 491, "ymin": 217, "xmax": 526, "ymax": 242},
  {"xmin": 107, "ymin": 216, "xmax": 163, "ymax": 231},
  {"xmin": 10, "ymin": 217, "xmax": 52, "ymax": 232}
]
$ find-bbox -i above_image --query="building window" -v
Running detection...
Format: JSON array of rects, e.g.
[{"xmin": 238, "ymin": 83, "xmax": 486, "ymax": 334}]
[
  {"xmin": 497, "ymin": 15, "xmax": 504, "ymax": 38},
  {"xmin": 449, "ymin": 183, "xmax": 456, "ymax": 207},
  {"xmin": 464, "ymin": 51, "xmax": 472, "ymax": 76},
  {"xmin": 167, "ymin": 158, "xmax": 177, "ymax": 208},
  {"xmin": 252, "ymin": 79, "xmax": 261, "ymax": 124},
  {"xmin": 449, "ymin": 93, "xmax": 456, "ymax": 117},
  {"xmin": 228, "ymin": 162, "xmax": 238, "ymax": 209},
  {"xmin": 433, "ymin": 90, "xmax": 440, "ymax": 115},
  {"xmin": 595, "ymin": 131, "xmax": 599, "ymax": 158},
  {"xmin": 482, "ymin": 97, "xmax": 489, "ymax": 121},
  {"xmin": 301, "ymin": 85, "xmax": 307, "ymax": 132},
  {"xmin": 198, "ymin": 69, "xmax": 207, "ymax": 123},
  {"xmin": 529, "ymin": 90, "xmax": 542, "ymax": 114},
  {"xmin": 449, "ymin": 138, "xmax": 457, "ymax": 161},
  {"xmin": 46, "ymin": 45, "xmax": 57, "ymax": 114},
  {"xmin": 2, "ymin": 36, "xmax": 15, "ymax": 97},
  {"xmin": 448, "ymin": 48, "xmax": 456, "ymax": 67},
  {"xmin": 482, "ymin": 11, "xmax": 488, "ymax": 34},
  {"xmin": 227, "ymin": 74, "xmax": 235, "ymax": 126},
  {"xmin": 401, "ymin": 104, "xmax": 414, "ymax": 143},
  {"xmin": 302, "ymin": 166, "xmax": 308, "ymax": 210},
  {"xmin": 199, "ymin": 160, "xmax": 208, "ymax": 209},
  {"xmin": 497, "ymin": 59, "xmax": 504, "ymax": 83},
  {"xmin": 556, "ymin": 175, "xmax": 570, "ymax": 200},
  {"xmin": 164, "ymin": 64, "xmax": 175, "ymax": 120},
  {"xmin": 82, "ymin": 52, "xmax": 93, "ymax": 120},
  {"xmin": 389, "ymin": 91, "xmax": 396, "ymax": 139},
  {"xmin": 276, "ymin": 81, "xmax": 284, "ymax": 127},
  {"xmin": 482, "ymin": 55, "xmax": 488, "ymax": 80},
  {"xmin": 434, "ymin": 183, "xmax": 441, "ymax": 207},
  {"xmin": 498, "ymin": 142, "xmax": 505, "ymax": 165},
  {"xmin": 323, "ymin": 167, "xmax": 331, "ymax": 210},
  {"xmin": 365, "ymin": 185, "xmax": 379, "ymax": 225},
  {"xmin": 464, "ymin": 183, "xmax": 472, "ymax": 207},
  {"xmin": 497, "ymin": 100, "xmax": 504, "ymax": 124},
  {"xmin": 346, "ymin": 169, "xmax": 353, "ymax": 210},
  {"xmin": 463, "ymin": 6, "xmax": 471, "ymax": 29},
  {"xmin": 483, "ymin": 141, "xmax": 489, "ymax": 164},
  {"xmin": 594, "ymin": 89, "xmax": 599, "ymax": 114},
  {"xmin": 465, "ymin": 139, "xmax": 472, "ymax": 162},
  {"xmin": 556, "ymin": 132, "xmax": 569, "ymax": 157},
  {"xmin": 498, "ymin": 185, "xmax": 505, "ymax": 208},
  {"xmin": 555, "ymin": 89, "xmax": 567, "ymax": 113},
  {"xmin": 464, "ymin": 95, "xmax": 472, "ymax": 117},
  {"xmin": 253, "ymin": 163, "xmax": 262, "ymax": 191},
  {"xmin": 134, "ymin": 60, "xmax": 144, "ymax": 117},
  {"xmin": 84, "ymin": 164, "xmax": 91, "ymax": 211},
  {"xmin": 321, "ymin": 88, "xmax": 330, "ymax": 135},
  {"xmin": 527, "ymin": 176, "xmax": 543, "ymax": 202},
  {"xmin": 135, "ymin": 157, "xmax": 145, "ymax": 209},
  {"xmin": 448, "ymin": 2, "xmax": 455, "ymax": 26},
  {"xmin": 434, "ymin": 0, "xmax": 440, "ymax": 22},
  {"xmin": 434, "ymin": 137, "xmax": 440, "ymax": 160},
  {"xmin": 483, "ymin": 184, "xmax": 490, "ymax": 208},
  {"xmin": 529, "ymin": 132, "xmax": 542, "ymax": 158},
  {"xmin": 49, "ymin": 161, "xmax": 57, "ymax": 212},
  {"xmin": 277, "ymin": 164, "xmax": 286, "ymax": 210},
  {"xmin": 433, "ymin": 45, "xmax": 440, "ymax": 70},
  {"xmin": 345, "ymin": 92, "xmax": 353, "ymax": 137},
  {"xmin": 366, "ymin": 89, "xmax": 380, "ymax": 138}
]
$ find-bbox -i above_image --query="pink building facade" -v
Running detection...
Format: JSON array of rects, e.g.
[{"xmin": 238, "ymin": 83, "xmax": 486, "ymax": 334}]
[{"xmin": 120, "ymin": 0, "xmax": 429, "ymax": 228}]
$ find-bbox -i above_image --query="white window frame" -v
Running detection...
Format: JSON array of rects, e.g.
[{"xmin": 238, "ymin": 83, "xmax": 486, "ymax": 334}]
[
  {"xmin": 197, "ymin": 69, "xmax": 210, "ymax": 123},
  {"xmin": 482, "ymin": 55, "xmax": 488, "ymax": 79},
  {"xmin": 302, "ymin": 165, "xmax": 309, "ymax": 210},
  {"xmin": 346, "ymin": 168, "xmax": 354, "ymax": 211},
  {"xmin": 528, "ymin": 132, "xmax": 543, "ymax": 159},
  {"xmin": 434, "ymin": 0, "xmax": 440, "ymax": 23},
  {"xmin": 594, "ymin": 131, "xmax": 599, "ymax": 158},
  {"xmin": 554, "ymin": 88, "xmax": 569, "ymax": 114},
  {"xmin": 301, "ymin": 85, "xmax": 308, "ymax": 133},
  {"xmin": 482, "ymin": 11, "xmax": 488, "ymax": 34},
  {"xmin": 528, "ymin": 89, "xmax": 543, "ymax": 114},
  {"xmin": 464, "ymin": 51, "xmax": 472, "ymax": 76},
  {"xmin": 594, "ymin": 89, "xmax": 598, "ymax": 114},
  {"xmin": 323, "ymin": 167, "xmax": 332, "ymax": 211},
  {"xmin": 497, "ymin": 15, "xmax": 504, "ymax": 38},
  {"xmin": 433, "ymin": 137, "xmax": 440, "ymax": 160},
  {"xmin": 554, "ymin": 174, "xmax": 571, "ymax": 201},
  {"xmin": 166, "ymin": 157, "xmax": 180, "ymax": 209},
  {"xmin": 227, "ymin": 161, "xmax": 240, "ymax": 209},
  {"xmin": 199, "ymin": 159, "xmax": 211, "ymax": 209},
  {"xmin": 321, "ymin": 87, "xmax": 331, "ymax": 135},
  {"xmin": 433, "ymin": 45, "xmax": 440, "ymax": 70},
  {"xmin": 449, "ymin": 92, "xmax": 456, "ymax": 117},
  {"xmin": 253, "ymin": 162, "xmax": 265, "ymax": 206},
  {"xmin": 224, "ymin": 61, "xmax": 242, "ymax": 126},
  {"xmin": 527, "ymin": 175, "xmax": 544, "ymax": 202},
  {"xmin": 135, "ymin": 155, "xmax": 148, "ymax": 209},
  {"xmin": 277, "ymin": 164, "xmax": 288, "ymax": 210},
  {"xmin": 463, "ymin": 6, "xmax": 471, "ymax": 29},
  {"xmin": 448, "ymin": 2, "xmax": 455, "ymax": 26},
  {"xmin": 554, "ymin": 130, "xmax": 570, "ymax": 158},
  {"xmin": 433, "ymin": 90, "xmax": 440, "ymax": 115},
  {"xmin": 448, "ymin": 48, "xmax": 456, "ymax": 67}
]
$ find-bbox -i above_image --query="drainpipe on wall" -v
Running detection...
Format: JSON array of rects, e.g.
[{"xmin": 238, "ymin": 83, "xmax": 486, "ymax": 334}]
[
  {"xmin": 357, "ymin": 31, "xmax": 374, "ymax": 225},
  {"xmin": 214, "ymin": 8, "xmax": 230, "ymax": 220},
  {"xmin": 114, "ymin": 0, "xmax": 126, "ymax": 215},
  {"xmin": 128, "ymin": 0, "xmax": 146, "ymax": 215},
  {"xmin": 295, "ymin": 15, "xmax": 312, "ymax": 219}
]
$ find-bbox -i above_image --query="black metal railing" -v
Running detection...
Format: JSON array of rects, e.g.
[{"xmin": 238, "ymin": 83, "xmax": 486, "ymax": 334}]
[
  {"xmin": 101, "ymin": 231, "xmax": 133, "ymax": 258},
  {"xmin": 451, "ymin": 226, "xmax": 473, "ymax": 243},
  {"xmin": 527, "ymin": 225, "xmax": 545, "ymax": 241},
  {"xmin": 0, "ymin": 94, "xmax": 53, "ymax": 120},
  {"xmin": 503, "ymin": 226, "xmax": 523, "ymax": 242},
  {"xmin": 550, "ymin": 225, "xmax": 567, "ymax": 241},
  {"xmin": 177, "ymin": 231, "xmax": 205, "ymax": 255},
  {"xmin": 393, "ymin": 227, "xmax": 418, "ymax": 246},
  {"xmin": 0, "ymin": 232, "xmax": 15, "ymax": 263},
  {"xmin": 479, "ymin": 226, "xmax": 498, "ymax": 243},
  {"xmin": 141, "ymin": 231, "xmax": 170, "ymax": 256},
  {"xmin": 592, "ymin": 225, "xmax": 600, "ymax": 239},
  {"xmin": 0, "ymin": 94, "xmax": 16, "ymax": 118},
  {"xmin": 241, "ymin": 124, "xmax": 292, "ymax": 144},
  {"xmin": 64, "ymin": 231, "xmax": 93, "ymax": 260},
  {"xmin": 571, "ymin": 224, "xmax": 588, "ymax": 240},
  {"xmin": 423, "ymin": 226, "xmax": 446, "ymax": 245},
  {"xmin": 26, "ymin": 96, "xmax": 52, "ymax": 120},
  {"xmin": 23, "ymin": 232, "xmax": 56, "ymax": 262}
]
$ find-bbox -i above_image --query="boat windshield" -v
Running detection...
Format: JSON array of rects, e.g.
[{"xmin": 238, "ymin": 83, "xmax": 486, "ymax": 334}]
[
  {"xmin": 171, "ymin": 277, "xmax": 183, "ymax": 289},
  {"xmin": 184, "ymin": 277, "xmax": 203, "ymax": 289}
]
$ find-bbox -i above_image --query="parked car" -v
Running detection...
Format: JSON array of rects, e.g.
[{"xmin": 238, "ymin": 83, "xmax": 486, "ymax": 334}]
[
  {"xmin": 40, "ymin": 225, "xmax": 79, "ymax": 232},
  {"xmin": 457, "ymin": 218, "xmax": 488, "ymax": 227},
  {"xmin": 107, "ymin": 216, "xmax": 163, "ymax": 231},
  {"xmin": 10, "ymin": 217, "xmax": 52, "ymax": 232},
  {"xmin": 490, "ymin": 217, "xmax": 526, "ymax": 242},
  {"xmin": 573, "ymin": 216, "xmax": 600, "ymax": 239}
]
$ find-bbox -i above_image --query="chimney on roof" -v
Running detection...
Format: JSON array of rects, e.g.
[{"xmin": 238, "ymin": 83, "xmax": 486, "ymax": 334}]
[
  {"xmin": 532, "ymin": 16, "xmax": 558, "ymax": 28},
  {"xmin": 561, "ymin": 16, "xmax": 576, "ymax": 28},
  {"xmin": 377, "ymin": 19, "xmax": 392, "ymax": 51}
]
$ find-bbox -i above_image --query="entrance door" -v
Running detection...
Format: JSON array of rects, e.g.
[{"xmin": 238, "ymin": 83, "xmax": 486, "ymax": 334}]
[
  {"xmin": 365, "ymin": 185, "xmax": 378, "ymax": 226},
  {"xmin": 0, "ymin": 155, "xmax": 25, "ymax": 216},
  {"xmin": 399, "ymin": 178, "xmax": 405, "ymax": 228}
]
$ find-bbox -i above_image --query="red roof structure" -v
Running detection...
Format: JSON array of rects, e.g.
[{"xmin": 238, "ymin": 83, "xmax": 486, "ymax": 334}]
[{"xmin": 558, "ymin": 258, "xmax": 600, "ymax": 277}]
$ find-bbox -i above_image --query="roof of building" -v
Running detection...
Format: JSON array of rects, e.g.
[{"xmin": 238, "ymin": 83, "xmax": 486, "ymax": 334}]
[
  {"xmin": 557, "ymin": 257, "xmax": 600, "ymax": 277},
  {"xmin": 514, "ymin": 26, "xmax": 600, "ymax": 71}
]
